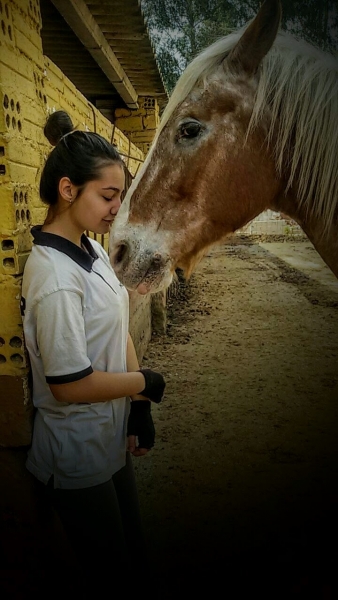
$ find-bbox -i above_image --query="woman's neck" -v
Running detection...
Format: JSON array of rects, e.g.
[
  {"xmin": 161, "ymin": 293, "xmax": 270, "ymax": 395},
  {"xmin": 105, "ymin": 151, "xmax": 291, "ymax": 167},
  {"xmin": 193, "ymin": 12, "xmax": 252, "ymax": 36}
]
[{"xmin": 42, "ymin": 219, "xmax": 84, "ymax": 248}]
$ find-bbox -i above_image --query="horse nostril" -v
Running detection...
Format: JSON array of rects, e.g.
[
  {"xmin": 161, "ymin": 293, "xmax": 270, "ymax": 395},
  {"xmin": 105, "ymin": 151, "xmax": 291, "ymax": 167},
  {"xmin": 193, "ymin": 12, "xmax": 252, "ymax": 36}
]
[
  {"xmin": 114, "ymin": 242, "xmax": 129, "ymax": 267},
  {"xmin": 152, "ymin": 253, "xmax": 163, "ymax": 267}
]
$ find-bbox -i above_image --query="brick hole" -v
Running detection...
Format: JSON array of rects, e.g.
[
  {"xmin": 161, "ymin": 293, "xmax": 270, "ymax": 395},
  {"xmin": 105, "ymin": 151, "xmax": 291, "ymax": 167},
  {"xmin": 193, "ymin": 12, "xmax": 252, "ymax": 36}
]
[
  {"xmin": 21, "ymin": 209, "xmax": 25, "ymax": 221},
  {"xmin": 11, "ymin": 116, "xmax": 16, "ymax": 128},
  {"xmin": 0, "ymin": 146, "xmax": 4, "ymax": 156},
  {"xmin": 3, "ymin": 94, "xmax": 8, "ymax": 108},
  {"xmin": 33, "ymin": 72, "xmax": 36, "ymax": 82},
  {"xmin": 16, "ymin": 101, "xmax": 20, "ymax": 113},
  {"xmin": 43, "ymin": 95, "xmax": 47, "ymax": 104},
  {"xmin": 19, "ymin": 191, "xmax": 23, "ymax": 203},
  {"xmin": 26, "ymin": 209, "xmax": 31, "ymax": 221},
  {"xmin": 39, "ymin": 91, "xmax": 42, "ymax": 100},
  {"xmin": 24, "ymin": 192, "xmax": 28, "ymax": 202},
  {"xmin": 33, "ymin": 5, "xmax": 36, "ymax": 16},
  {"xmin": 14, "ymin": 191, "xmax": 18, "ymax": 203},
  {"xmin": 0, "ymin": 165, "xmax": 6, "ymax": 175},
  {"xmin": 144, "ymin": 98, "xmax": 155, "ymax": 108},
  {"xmin": 29, "ymin": 1, "xmax": 32, "ymax": 10},
  {"xmin": 10, "ymin": 353, "xmax": 23, "ymax": 364},
  {"xmin": 15, "ymin": 209, "xmax": 20, "ymax": 222},
  {"xmin": 41, "ymin": 78, "xmax": 44, "ymax": 87},
  {"xmin": 36, "ymin": 88, "xmax": 39, "ymax": 97},
  {"xmin": 5, "ymin": 114, "xmax": 10, "ymax": 127},
  {"xmin": 1, "ymin": 20, "xmax": 5, "ymax": 35},
  {"xmin": 3, "ymin": 257, "xmax": 15, "ymax": 268},
  {"xmin": 9, "ymin": 337, "xmax": 22, "ymax": 348},
  {"xmin": 0, "ymin": 338, "xmax": 5, "ymax": 347},
  {"xmin": 0, "ymin": 355, "xmax": 6, "ymax": 364},
  {"xmin": 7, "ymin": 24, "xmax": 11, "ymax": 40},
  {"xmin": 0, "ymin": 3, "xmax": 2, "ymax": 14},
  {"xmin": 1, "ymin": 239, "xmax": 14, "ymax": 250},
  {"xmin": 18, "ymin": 120, "xmax": 22, "ymax": 132},
  {"xmin": 5, "ymin": 3, "xmax": 9, "ymax": 18},
  {"xmin": 10, "ymin": 98, "xmax": 14, "ymax": 110}
]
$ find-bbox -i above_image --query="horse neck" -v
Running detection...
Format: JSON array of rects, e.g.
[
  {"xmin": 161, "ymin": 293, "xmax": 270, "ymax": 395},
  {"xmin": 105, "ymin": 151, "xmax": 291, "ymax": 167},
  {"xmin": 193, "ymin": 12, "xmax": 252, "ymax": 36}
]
[{"xmin": 272, "ymin": 188, "xmax": 338, "ymax": 278}]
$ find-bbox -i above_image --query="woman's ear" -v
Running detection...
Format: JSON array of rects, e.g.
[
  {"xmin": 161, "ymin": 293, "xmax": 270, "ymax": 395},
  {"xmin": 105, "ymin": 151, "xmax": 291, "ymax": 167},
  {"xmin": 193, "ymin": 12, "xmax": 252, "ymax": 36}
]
[{"xmin": 59, "ymin": 177, "xmax": 76, "ymax": 203}]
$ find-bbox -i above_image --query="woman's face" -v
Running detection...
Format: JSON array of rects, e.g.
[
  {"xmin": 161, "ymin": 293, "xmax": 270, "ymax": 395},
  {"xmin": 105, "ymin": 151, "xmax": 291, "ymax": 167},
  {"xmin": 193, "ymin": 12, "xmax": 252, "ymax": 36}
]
[{"xmin": 70, "ymin": 163, "xmax": 125, "ymax": 235}]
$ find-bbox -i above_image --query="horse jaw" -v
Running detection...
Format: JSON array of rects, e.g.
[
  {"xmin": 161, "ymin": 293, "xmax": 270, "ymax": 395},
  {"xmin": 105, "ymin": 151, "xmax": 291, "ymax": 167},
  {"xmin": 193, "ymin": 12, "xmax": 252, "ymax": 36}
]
[{"xmin": 110, "ymin": 203, "xmax": 216, "ymax": 293}]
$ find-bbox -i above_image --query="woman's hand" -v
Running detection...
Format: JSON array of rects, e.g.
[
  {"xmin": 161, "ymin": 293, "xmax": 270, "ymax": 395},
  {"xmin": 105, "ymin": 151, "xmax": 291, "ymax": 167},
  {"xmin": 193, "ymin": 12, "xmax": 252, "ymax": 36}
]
[
  {"xmin": 127, "ymin": 435, "xmax": 149, "ymax": 457},
  {"xmin": 127, "ymin": 400, "xmax": 155, "ymax": 456}
]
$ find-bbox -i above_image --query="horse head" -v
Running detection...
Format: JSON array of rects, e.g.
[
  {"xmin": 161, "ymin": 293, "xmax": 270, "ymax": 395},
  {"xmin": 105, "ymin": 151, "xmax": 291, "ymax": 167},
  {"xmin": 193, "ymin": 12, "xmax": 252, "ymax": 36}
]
[{"xmin": 110, "ymin": 0, "xmax": 316, "ymax": 293}]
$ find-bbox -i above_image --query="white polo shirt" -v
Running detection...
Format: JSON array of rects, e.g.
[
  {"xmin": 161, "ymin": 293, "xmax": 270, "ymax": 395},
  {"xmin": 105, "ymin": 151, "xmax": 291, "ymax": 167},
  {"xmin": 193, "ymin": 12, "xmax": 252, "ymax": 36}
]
[{"xmin": 21, "ymin": 226, "xmax": 130, "ymax": 489}]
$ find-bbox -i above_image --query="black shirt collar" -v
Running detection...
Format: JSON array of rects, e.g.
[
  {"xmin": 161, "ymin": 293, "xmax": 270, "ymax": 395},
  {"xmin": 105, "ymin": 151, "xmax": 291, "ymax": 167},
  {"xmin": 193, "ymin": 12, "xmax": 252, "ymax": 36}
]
[{"xmin": 31, "ymin": 225, "xmax": 99, "ymax": 272}]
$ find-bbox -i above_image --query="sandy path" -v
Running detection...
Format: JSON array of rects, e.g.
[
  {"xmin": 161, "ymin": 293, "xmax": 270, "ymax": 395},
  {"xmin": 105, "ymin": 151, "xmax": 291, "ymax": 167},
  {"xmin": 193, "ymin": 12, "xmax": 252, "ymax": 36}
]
[{"xmin": 134, "ymin": 236, "xmax": 338, "ymax": 598}]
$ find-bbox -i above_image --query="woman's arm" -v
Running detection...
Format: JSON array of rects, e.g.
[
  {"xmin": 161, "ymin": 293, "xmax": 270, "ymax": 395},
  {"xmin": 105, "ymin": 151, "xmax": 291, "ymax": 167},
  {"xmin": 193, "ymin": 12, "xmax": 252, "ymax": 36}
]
[
  {"xmin": 126, "ymin": 333, "xmax": 148, "ymax": 401},
  {"xmin": 49, "ymin": 368, "xmax": 145, "ymax": 404},
  {"xmin": 49, "ymin": 333, "xmax": 164, "ymax": 405},
  {"xmin": 126, "ymin": 332, "xmax": 140, "ymax": 372}
]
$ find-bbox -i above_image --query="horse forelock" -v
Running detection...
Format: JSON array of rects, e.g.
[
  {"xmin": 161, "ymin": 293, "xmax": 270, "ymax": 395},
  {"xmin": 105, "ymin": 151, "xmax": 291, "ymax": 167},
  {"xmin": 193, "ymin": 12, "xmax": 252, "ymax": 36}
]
[{"xmin": 148, "ymin": 24, "xmax": 338, "ymax": 235}]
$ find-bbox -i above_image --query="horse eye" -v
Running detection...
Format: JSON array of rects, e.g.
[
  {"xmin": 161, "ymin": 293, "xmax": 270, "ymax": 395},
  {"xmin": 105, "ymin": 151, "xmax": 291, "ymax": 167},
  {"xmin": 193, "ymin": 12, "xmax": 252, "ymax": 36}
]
[{"xmin": 177, "ymin": 121, "xmax": 202, "ymax": 141}]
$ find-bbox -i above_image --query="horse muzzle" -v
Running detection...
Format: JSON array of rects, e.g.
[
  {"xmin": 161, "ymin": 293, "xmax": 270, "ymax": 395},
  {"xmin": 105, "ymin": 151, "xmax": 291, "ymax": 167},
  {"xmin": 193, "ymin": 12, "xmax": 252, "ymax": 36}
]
[{"xmin": 110, "ymin": 236, "xmax": 173, "ymax": 294}]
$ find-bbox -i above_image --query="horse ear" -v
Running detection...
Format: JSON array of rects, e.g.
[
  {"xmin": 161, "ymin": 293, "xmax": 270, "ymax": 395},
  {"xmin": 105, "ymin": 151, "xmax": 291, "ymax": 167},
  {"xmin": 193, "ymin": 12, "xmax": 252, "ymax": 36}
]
[{"xmin": 225, "ymin": 0, "xmax": 282, "ymax": 76}]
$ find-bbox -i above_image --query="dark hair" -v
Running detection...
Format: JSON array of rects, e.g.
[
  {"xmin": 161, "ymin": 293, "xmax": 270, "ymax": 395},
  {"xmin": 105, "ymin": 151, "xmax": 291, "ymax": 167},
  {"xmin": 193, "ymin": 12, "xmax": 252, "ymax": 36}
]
[{"xmin": 40, "ymin": 111, "xmax": 124, "ymax": 207}]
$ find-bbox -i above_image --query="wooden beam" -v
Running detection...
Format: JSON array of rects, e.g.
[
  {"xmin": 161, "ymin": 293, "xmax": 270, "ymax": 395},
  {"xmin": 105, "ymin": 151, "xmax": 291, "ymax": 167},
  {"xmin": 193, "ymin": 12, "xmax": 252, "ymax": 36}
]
[{"xmin": 50, "ymin": 0, "xmax": 139, "ymax": 109}]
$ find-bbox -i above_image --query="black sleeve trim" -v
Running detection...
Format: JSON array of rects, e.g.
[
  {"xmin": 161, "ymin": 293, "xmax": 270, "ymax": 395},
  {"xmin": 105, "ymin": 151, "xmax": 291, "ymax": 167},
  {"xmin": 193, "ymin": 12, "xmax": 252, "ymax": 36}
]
[{"xmin": 46, "ymin": 365, "xmax": 93, "ymax": 385}]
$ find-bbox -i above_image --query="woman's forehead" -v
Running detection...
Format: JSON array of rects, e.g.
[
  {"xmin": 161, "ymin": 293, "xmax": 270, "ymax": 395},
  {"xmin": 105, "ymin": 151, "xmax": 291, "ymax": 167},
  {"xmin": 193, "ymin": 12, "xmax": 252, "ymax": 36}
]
[{"xmin": 97, "ymin": 163, "xmax": 125, "ymax": 187}]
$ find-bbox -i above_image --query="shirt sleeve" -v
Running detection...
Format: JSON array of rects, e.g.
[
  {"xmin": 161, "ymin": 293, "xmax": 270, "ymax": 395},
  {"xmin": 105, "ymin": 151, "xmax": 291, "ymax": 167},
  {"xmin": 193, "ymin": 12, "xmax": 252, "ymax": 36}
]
[{"xmin": 35, "ymin": 289, "xmax": 93, "ymax": 384}]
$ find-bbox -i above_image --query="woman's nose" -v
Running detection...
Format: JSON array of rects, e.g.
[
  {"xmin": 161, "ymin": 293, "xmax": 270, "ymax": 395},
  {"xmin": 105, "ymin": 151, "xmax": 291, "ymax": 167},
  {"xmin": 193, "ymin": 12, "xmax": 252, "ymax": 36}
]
[{"xmin": 111, "ymin": 197, "xmax": 122, "ymax": 213}]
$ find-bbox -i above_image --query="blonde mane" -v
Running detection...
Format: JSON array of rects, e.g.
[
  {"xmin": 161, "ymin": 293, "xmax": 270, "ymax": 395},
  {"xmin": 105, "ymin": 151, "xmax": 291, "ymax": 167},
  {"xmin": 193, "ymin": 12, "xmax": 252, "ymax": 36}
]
[{"xmin": 139, "ymin": 25, "xmax": 338, "ymax": 233}]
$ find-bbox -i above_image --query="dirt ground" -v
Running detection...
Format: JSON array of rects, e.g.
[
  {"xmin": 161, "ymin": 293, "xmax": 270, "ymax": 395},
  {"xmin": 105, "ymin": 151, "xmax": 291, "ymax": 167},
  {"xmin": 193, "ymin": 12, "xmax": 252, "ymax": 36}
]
[
  {"xmin": 132, "ymin": 235, "xmax": 338, "ymax": 598},
  {"xmin": 1, "ymin": 235, "xmax": 338, "ymax": 599}
]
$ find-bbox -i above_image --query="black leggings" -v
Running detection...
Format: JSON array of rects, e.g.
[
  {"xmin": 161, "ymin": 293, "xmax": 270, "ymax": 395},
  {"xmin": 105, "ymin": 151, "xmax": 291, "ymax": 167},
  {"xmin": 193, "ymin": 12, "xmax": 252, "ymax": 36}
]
[{"xmin": 35, "ymin": 453, "xmax": 149, "ymax": 595}]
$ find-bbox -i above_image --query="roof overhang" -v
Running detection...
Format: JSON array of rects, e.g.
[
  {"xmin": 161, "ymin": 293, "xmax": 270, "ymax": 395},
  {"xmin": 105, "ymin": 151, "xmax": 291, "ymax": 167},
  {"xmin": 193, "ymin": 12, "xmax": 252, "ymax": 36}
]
[
  {"xmin": 50, "ymin": 0, "xmax": 139, "ymax": 108},
  {"xmin": 40, "ymin": 0, "xmax": 168, "ymax": 115}
]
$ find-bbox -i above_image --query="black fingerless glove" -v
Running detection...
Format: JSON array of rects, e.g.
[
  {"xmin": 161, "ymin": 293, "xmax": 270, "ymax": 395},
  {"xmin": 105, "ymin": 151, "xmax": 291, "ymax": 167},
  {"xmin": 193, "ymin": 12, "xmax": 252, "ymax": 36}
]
[
  {"xmin": 138, "ymin": 368, "xmax": 165, "ymax": 404},
  {"xmin": 127, "ymin": 401, "xmax": 155, "ymax": 449}
]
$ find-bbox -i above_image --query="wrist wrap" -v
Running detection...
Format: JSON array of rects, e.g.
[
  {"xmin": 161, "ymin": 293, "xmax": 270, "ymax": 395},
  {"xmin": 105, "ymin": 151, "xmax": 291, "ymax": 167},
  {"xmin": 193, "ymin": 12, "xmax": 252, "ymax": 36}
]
[{"xmin": 138, "ymin": 368, "xmax": 165, "ymax": 404}]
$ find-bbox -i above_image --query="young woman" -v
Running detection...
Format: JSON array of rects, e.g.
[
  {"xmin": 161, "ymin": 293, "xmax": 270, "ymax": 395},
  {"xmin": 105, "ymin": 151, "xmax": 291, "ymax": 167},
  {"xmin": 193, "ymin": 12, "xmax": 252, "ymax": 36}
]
[{"xmin": 21, "ymin": 110, "xmax": 165, "ymax": 594}]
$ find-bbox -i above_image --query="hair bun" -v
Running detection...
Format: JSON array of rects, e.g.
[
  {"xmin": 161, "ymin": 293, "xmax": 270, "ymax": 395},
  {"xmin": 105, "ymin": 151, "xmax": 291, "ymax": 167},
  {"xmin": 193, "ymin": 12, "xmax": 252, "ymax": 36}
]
[{"xmin": 44, "ymin": 110, "xmax": 74, "ymax": 146}]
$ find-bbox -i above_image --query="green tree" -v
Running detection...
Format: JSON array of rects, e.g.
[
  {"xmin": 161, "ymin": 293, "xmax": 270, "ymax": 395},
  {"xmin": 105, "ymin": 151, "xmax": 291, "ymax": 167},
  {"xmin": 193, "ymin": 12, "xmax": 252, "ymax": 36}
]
[
  {"xmin": 141, "ymin": 0, "xmax": 232, "ymax": 92},
  {"xmin": 231, "ymin": 1, "xmax": 338, "ymax": 51},
  {"xmin": 141, "ymin": 0, "xmax": 338, "ymax": 93}
]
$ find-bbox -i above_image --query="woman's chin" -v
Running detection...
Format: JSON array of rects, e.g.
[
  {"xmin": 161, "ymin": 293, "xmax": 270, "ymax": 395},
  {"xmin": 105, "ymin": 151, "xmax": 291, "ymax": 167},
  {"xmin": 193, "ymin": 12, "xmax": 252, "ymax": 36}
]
[{"xmin": 97, "ymin": 221, "xmax": 113, "ymax": 233}]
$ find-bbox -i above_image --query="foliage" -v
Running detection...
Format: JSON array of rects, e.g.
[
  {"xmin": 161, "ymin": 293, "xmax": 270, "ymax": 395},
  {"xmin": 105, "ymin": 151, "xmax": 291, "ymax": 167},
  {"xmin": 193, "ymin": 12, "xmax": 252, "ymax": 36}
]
[
  {"xmin": 231, "ymin": 1, "xmax": 338, "ymax": 50},
  {"xmin": 141, "ymin": 0, "xmax": 232, "ymax": 92},
  {"xmin": 141, "ymin": 0, "xmax": 338, "ymax": 94}
]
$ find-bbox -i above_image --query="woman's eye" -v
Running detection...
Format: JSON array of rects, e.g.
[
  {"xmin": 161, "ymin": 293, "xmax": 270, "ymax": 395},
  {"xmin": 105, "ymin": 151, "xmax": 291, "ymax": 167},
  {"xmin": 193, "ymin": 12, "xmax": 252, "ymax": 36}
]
[{"xmin": 103, "ymin": 196, "xmax": 113, "ymax": 202}]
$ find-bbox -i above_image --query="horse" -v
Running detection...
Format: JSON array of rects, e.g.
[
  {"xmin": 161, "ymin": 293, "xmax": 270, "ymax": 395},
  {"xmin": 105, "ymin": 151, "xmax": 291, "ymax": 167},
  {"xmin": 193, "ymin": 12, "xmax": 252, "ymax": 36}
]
[{"xmin": 109, "ymin": 0, "xmax": 338, "ymax": 294}]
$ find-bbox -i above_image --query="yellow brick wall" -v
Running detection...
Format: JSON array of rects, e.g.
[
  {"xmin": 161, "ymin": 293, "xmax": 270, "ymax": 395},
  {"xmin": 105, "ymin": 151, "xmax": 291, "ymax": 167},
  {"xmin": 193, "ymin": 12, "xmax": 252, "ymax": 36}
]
[
  {"xmin": 115, "ymin": 96, "xmax": 160, "ymax": 155},
  {"xmin": 0, "ymin": 0, "xmax": 151, "ymax": 447}
]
